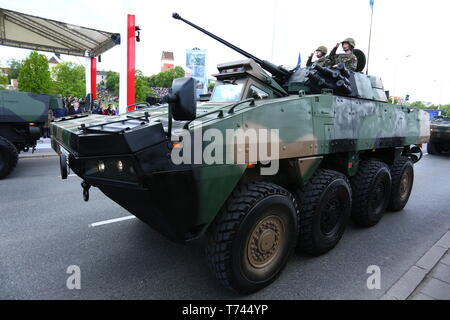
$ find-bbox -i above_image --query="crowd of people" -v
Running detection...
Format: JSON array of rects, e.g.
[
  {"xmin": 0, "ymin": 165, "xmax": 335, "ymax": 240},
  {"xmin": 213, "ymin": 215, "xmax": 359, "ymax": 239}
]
[{"xmin": 51, "ymin": 94, "xmax": 119, "ymax": 118}]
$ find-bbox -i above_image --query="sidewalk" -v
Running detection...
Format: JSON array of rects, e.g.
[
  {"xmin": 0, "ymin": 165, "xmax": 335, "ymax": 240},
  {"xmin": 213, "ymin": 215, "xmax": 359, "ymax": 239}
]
[
  {"xmin": 19, "ymin": 138, "xmax": 57, "ymax": 158},
  {"xmin": 382, "ymin": 230, "xmax": 450, "ymax": 300}
]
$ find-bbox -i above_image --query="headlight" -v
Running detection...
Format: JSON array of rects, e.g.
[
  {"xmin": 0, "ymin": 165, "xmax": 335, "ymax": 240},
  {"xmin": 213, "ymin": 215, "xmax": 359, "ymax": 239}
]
[
  {"xmin": 84, "ymin": 157, "xmax": 137, "ymax": 182},
  {"xmin": 117, "ymin": 160, "xmax": 123, "ymax": 172}
]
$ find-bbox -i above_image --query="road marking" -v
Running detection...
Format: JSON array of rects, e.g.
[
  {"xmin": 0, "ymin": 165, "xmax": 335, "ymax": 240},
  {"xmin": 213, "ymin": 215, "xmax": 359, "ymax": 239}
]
[{"xmin": 89, "ymin": 215, "xmax": 137, "ymax": 227}]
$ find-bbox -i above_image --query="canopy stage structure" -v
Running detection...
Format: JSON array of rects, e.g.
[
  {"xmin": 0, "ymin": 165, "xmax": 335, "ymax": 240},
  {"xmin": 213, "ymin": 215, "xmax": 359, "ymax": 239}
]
[{"xmin": 0, "ymin": 7, "xmax": 136, "ymax": 112}]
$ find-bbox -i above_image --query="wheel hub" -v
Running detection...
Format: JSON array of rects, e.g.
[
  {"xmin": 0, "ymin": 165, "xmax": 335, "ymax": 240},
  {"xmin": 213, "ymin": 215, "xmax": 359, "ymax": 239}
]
[
  {"xmin": 370, "ymin": 180, "xmax": 386, "ymax": 212},
  {"xmin": 247, "ymin": 216, "xmax": 284, "ymax": 269},
  {"xmin": 399, "ymin": 171, "xmax": 411, "ymax": 202},
  {"xmin": 320, "ymin": 197, "xmax": 341, "ymax": 235}
]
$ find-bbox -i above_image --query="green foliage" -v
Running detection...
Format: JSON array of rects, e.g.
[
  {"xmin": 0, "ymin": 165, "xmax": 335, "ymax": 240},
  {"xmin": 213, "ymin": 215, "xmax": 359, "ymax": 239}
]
[
  {"xmin": 410, "ymin": 101, "xmax": 430, "ymax": 109},
  {"xmin": 51, "ymin": 62, "xmax": 86, "ymax": 97},
  {"xmin": 7, "ymin": 59, "xmax": 23, "ymax": 81},
  {"xmin": 105, "ymin": 71, "xmax": 120, "ymax": 95},
  {"xmin": 135, "ymin": 70, "xmax": 152, "ymax": 102},
  {"xmin": 18, "ymin": 51, "xmax": 52, "ymax": 94},
  {"xmin": 440, "ymin": 104, "xmax": 450, "ymax": 116},
  {"xmin": 208, "ymin": 80, "xmax": 216, "ymax": 93},
  {"xmin": 409, "ymin": 101, "xmax": 450, "ymax": 116},
  {"xmin": 147, "ymin": 66, "xmax": 185, "ymax": 88},
  {"xmin": 0, "ymin": 75, "xmax": 8, "ymax": 89}
]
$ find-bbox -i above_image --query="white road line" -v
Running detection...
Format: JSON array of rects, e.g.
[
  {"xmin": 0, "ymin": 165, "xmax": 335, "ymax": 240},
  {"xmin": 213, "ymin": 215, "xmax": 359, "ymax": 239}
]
[{"xmin": 89, "ymin": 215, "xmax": 137, "ymax": 227}]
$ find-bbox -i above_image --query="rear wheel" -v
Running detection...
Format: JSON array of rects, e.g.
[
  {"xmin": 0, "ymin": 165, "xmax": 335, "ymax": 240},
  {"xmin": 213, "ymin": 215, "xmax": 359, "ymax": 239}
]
[
  {"xmin": 297, "ymin": 169, "xmax": 352, "ymax": 255},
  {"xmin": 351, "ymin": 161, "xmax": 391, "ymax": 227},
  {"xmin": 0, "ymin": 136, "xmax": 19, "ymax": 179},
  {"xmin": 206, "ymin": 182, "xmax": 299, "ymax": 294},
  {"xmin": 388, "ymin": 157, "xmax": 414, "ymax": 212},
  {"xmin": 427, "ymin": 142, "xmax": 441, "ymax": 155}
]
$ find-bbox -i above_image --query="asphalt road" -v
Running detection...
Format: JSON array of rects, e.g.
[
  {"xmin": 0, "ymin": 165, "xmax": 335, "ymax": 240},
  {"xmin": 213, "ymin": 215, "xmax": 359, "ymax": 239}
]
[{"xmin": 1, "ymin": 152, "xmax": 449, "ymax": 299}]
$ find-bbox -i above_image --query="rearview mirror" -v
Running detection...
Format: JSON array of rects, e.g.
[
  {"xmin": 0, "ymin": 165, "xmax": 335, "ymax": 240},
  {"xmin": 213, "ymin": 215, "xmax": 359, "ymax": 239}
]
[{"xmin": 167, "ymin": 77, "xmax": 197, "ymax": 121}]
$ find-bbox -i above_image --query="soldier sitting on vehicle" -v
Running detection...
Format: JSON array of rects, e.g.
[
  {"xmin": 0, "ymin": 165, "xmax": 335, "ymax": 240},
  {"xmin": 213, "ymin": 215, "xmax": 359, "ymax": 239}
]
[
  {"xmin": 329, "ymin": 38, "xmax": 358, "ymax": 71},
  {"xmin": 306, "ymin": 46, "xmax": 329, "ymax": 67}
]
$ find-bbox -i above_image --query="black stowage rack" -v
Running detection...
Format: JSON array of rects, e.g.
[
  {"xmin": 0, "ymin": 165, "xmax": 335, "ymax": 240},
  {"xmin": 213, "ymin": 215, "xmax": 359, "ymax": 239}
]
[{"xmin": 79, "ymin": 112, "xmax": 151, "ymax": 134}]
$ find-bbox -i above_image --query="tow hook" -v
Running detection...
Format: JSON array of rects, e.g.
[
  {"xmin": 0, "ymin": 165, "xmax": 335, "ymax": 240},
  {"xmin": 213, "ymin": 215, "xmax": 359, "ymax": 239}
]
[{"xmin": 81, "ymin": 181, "xmax": 91, "ymax": 202}]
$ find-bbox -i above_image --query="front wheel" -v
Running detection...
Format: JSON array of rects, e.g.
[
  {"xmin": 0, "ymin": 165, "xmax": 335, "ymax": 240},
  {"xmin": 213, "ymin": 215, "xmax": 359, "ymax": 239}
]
[
  {"xmin": 206, "ymin": 182, "xmax": 299, "ymax": 294},
  {"xmin": 427, "ymin": 142, "xmax": 441, "ymax": 155},
  {"xmin": 0, "ymin": 136, "xmax": 19, "ymax": 179}
]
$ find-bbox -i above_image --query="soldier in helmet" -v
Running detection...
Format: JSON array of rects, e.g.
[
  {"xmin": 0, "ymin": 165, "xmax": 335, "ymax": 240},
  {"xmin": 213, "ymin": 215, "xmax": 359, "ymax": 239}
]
[
  {"xmin": 329, "ymin": 38, "xmax": 358, "ymax": 71},
  {"xmin": 306, "ymin": 46, "xmax": 329, "ymax": 67}
]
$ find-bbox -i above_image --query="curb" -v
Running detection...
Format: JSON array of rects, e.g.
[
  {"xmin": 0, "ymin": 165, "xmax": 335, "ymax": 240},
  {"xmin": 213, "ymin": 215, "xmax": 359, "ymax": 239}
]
[
  {"xmin": 20, "ymin": 154, "xmax": 58, "ymax": 159},
  {"xmin": 381, "ymin": 230, "xmax": 450, "ymax": 300},
  {"xmin": 20, "ymin": 149, "xmax": 58, "ymax": 159}
]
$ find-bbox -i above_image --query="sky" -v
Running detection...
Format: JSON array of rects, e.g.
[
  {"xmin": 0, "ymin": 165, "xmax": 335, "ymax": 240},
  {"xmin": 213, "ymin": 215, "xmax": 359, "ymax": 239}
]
[{"xmin": 1, "ymin": 0, "xmax": 450, "ymax": 104}]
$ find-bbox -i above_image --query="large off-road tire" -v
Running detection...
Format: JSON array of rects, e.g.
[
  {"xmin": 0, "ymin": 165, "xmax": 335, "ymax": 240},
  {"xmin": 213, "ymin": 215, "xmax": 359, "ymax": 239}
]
[
  {"xmin": 388, "ymin": 157, "xmax": 414, "ymax": 212},
  {"xmin": 427, "ymin": 142, "xmax": 441, "ymax": 155},
  {"xmin": 351, "ymin": 160, "xmax": 391, "ymax": 227},
  {"xmin": 297, "ymin": 169, "xmax": 352, "ymax": 255},
  {"xmin": 0, "ymin": 136, "xmax": 19, "ymax": 179},
  {"xmin": 206, "ymin": 182, "xmax": 299, "ymax": 294}
]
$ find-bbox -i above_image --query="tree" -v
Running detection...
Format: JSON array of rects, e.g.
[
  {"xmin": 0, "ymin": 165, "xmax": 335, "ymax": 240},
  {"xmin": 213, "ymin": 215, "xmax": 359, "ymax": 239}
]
[
  {"xmin": 52, "ymin": 62, "xmax": 86, "ymax": 97},
  {"xmin": 18, "ymin": 51, "xmax": 52, "ymax": 94},
  {"xmin": 105, "ymin": 71, "xmax": 120, "ymax": 95},
  {"xmin": 208, "ymin": 80, "xmax": 216, "ymax": 93},
  {"xmin": 7, "ymin": 59, "xmax": 23, "ymax": 81},
  {"xmin": 147, "ymin": 66, "xmax": 185, "ymax": 88},
  {"xmin": 135, "ymin": 70, "xmax": 153, "ymax": 102},
  {"xmin": 0, "ymin": 75, "xmax": 8, "ymax": 89},
  {"xmin": 439, "ymin": 104, "xmax": 450, "ymax": 116},
  {"xmin": 410, "ymin": 101, "xmax": 429, "ymax": 109}
]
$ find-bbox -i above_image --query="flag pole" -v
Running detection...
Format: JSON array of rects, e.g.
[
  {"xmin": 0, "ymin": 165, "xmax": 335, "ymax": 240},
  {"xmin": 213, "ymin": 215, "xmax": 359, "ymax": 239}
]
[{"xmin": 366, "ymin": 1, "xmax": 374, "ymax": 75}]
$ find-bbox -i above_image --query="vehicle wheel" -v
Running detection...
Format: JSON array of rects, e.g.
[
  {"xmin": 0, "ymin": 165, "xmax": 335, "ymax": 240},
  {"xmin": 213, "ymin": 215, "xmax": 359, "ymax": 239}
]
[
  {"xmin": 351, "ymin": 161, "xmax": 391, "ymax": 227},
  {"xmin": 297, "ymin": 169, "xmax": 352, "ymax": 255},
  {"xmin": 0, "ymin": 136, "xmax": 19, "ymax": 179},
  {"xmin": 206, "ymin": 182, "xmax": 299, "ymax": 294},
  {"xmin": 427, "ymin": 142, "xmax": 440, "ymax": 155},
  {"xmin": 388, "ymin": 157, "xmax": 414, "ymax": 212}
]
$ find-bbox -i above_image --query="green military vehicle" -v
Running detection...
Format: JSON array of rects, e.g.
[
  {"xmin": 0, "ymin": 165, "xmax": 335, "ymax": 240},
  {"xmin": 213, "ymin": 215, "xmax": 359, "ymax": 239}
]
[
  {"xmin": 0, "ymin": 90, "xmax": 63, "ymax": 179},
  {"xmin": 428, "ymin": 116, "xmax": 450, "ymax": 154},
  {"xmin": 51, "ymin": 14, "xmax": 430, "ymax": 294}
]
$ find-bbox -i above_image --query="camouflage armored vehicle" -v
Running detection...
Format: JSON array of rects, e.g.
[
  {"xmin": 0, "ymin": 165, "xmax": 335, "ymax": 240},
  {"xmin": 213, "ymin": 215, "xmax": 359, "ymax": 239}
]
[
  {"xmin": 51, "ymin": 14, "xmax": 429, "ymax": 293},
  {"xmin": 428, "ymin": 116, "xmax": 450, "ymax": 154},
  {"xmin": 0, "ymin": 90, "xmax": 63, "ymax": 179}
]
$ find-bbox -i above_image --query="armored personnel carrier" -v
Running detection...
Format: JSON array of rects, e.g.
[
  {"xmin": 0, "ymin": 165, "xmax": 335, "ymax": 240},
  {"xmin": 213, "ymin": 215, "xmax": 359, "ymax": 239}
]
[
  {"xmin": 428, "ymin": 116, "xmax": 450, "ymax": 154},
  {"xmin": 51, "ymin": 14, "xmax": 429, "ymax": 293},
  {"xmin": 0, "ymin": 90, "xmax": 63, "ymax": 179}
]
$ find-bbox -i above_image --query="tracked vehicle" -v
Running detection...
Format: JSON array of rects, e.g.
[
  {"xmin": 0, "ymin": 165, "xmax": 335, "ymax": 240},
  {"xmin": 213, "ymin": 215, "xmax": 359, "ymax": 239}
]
[{"xmin": 51, "ymin": 14, "xmax": 429, "ymax": 293}]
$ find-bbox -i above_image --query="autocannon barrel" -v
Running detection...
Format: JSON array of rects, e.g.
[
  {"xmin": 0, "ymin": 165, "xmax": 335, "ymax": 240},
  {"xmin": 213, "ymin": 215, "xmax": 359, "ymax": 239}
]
[{"xmin": 172, "ymin": 13, "xmax": 292, "ymax": 85}]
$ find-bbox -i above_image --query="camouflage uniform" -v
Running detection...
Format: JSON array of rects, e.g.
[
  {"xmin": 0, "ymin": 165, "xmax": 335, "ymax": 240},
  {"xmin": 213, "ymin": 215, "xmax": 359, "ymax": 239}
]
[
  {"xmin": 306, "ymin": 46, "xmax": 329, "ymax": 67},
  {"xmin": 329, "ymin": 38, "xmax": 358, "ymax": 71},
  {"xmin": 306, "ymin": 56, "xmax": 330, "ymax": 67},
  {"xmin": 330, "ymin": 53, "xmax": 357, "ymax": 71}
]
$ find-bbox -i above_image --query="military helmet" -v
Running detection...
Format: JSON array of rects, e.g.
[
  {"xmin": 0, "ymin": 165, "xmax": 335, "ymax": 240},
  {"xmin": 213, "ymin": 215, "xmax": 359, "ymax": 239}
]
[
  {"xmin": 316, "ymin": 46, "xmax": 328, "ymax": 55},
  {"xmin": 342, "ymin": 37, "xmax": 355, "ymax": 48}
]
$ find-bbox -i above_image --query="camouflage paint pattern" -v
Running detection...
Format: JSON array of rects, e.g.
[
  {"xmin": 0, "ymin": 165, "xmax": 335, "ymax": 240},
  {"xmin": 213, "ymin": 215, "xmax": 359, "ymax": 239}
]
[{"xmin": 0, "ymin": 90, "xmax": 50, "ymax": 123}]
